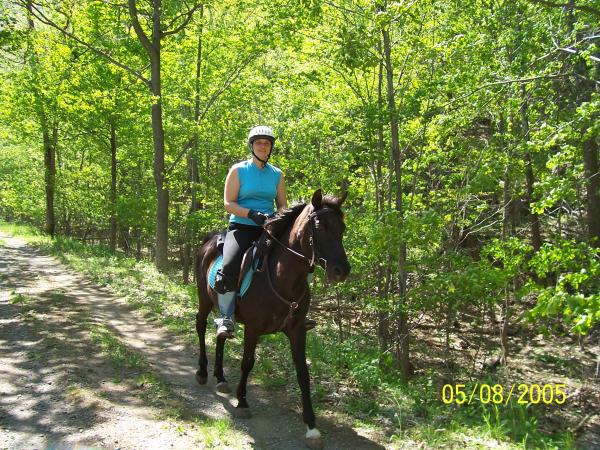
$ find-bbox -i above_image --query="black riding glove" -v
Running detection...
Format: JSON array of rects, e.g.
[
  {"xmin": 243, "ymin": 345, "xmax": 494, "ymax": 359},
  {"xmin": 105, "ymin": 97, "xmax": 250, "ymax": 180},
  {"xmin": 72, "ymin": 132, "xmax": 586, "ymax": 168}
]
[{"xmin": 247, "ymin": 209, "xmax": 268, "ymax": 226}]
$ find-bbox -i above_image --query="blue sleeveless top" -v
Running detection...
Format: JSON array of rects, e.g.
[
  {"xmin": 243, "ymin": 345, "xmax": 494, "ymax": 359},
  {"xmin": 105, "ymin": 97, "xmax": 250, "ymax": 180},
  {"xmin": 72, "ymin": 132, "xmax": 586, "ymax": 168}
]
[{"xmin": 230, "ymin": 159, "xmax": 282, "ymax": 226}]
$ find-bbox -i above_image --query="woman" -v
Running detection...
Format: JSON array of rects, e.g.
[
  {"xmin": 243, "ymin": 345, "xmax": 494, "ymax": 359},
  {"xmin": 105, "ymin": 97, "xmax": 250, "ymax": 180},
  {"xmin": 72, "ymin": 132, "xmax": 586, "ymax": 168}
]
[{"xmin": 213, "ymin": 125, "xmax": 287, "ymax": 338}]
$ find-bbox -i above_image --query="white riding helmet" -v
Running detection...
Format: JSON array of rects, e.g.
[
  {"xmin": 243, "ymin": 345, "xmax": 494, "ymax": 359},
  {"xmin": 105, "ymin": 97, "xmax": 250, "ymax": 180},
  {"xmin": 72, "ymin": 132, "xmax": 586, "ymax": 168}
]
[{"xmin": 247, "ymin": 125, "xmax": 276, "ymax": 150}]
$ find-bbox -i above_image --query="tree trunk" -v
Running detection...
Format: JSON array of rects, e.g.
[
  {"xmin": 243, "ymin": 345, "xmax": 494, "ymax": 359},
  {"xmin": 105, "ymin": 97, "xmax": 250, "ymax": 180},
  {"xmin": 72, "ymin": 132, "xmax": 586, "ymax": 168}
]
[
  {"xmin": 583, "ymin": 138, "xmax": 600, "ymax": 247},
  {"xmin": 26, "ymin": 1, "xmax": 56, "ymax": 238},
  {"xmin": 581, "ymin": 52, "xmax": 600, "ymax": 247},
  {"xmin": 375, "ymin": 48, "xmax": 389, "ymax": 361},
  {"xmin": 183, "ymin": 5, "xmax": 204, "ymax": 283},
  {"xmin": 43, "ymin": 124, "xmax": 57, "ymax": 237},
  {"xmin": 381, "ymin": 15, "xmax": 411, "ymax": 379},
  {"xmin": 151, "ymin": 11, "xmax": 169, "ymax": 271},
  {"xmin": 501, "ymin": 169, "xmax": 511, "ymax": 365},
  {"xmin": 109, "ymin": 121, "xmax": 118, "ymax": 251},
  {"xmin": 129, "ymin": 0, "xmax": 169, "ymax": 271},
  {"xmin": 500, "ymin": 114, "xmax": 512, "ymax": 365},
  {"xmin": 520, "ymin": 86, "xmax": 542, "ymax": 251},
  {"xmin": 566, "ymin": 0, "xmax": 600, "ymax": 247}
]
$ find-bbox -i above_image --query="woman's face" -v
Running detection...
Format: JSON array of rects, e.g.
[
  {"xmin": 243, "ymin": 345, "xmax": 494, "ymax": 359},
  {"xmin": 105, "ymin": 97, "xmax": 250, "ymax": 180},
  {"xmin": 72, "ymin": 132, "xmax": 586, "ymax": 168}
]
[{"xmin": 252, "ymin": 138, "xmax": 272, "ymax": 160}]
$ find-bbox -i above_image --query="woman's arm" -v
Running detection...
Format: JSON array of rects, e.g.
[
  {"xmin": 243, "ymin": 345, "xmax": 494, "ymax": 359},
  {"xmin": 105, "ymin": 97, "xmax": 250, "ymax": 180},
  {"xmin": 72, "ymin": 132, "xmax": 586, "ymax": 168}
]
[
  {"xmin": 276, "ymin": 173, "xmax": 288, "ymax": 211},
  {"xmin": 224, "ymin": 168, "xmax": 251, "ymax": 217}
]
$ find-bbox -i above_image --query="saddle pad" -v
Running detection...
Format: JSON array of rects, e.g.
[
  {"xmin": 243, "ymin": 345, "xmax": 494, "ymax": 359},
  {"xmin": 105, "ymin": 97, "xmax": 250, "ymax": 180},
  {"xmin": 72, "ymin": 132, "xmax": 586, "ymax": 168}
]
[{"xmin": 208, "ymin": 254, "xmax": 256, "ymax": 298}]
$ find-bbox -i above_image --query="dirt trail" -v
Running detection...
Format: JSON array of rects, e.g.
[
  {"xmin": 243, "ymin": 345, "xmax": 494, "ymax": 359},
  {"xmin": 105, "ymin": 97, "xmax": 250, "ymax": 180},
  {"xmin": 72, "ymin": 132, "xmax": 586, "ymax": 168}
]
[{"xmin": 0, "ymin": 233, "xmax": 387, "ymax": 450}]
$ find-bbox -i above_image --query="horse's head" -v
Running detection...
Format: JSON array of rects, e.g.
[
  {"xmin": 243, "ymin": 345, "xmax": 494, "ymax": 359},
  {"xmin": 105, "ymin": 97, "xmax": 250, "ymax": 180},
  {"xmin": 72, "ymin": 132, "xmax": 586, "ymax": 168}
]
[{"xmin": 308, "ymin": 189, "xmax": 350, "ymax": 283}]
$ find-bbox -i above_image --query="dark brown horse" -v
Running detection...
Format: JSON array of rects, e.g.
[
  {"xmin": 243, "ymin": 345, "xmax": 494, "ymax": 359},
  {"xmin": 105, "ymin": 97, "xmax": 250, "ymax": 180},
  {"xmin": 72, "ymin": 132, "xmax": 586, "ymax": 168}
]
[{"xmin": 194, "ymin": 189, "xmax": 350, "ymax": 449}]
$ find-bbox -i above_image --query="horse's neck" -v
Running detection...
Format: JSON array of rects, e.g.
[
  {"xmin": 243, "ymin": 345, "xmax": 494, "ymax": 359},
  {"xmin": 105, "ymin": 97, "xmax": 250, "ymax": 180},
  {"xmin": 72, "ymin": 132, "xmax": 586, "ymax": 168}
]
[{"xmin": 269, "ymin": 212, "xmax": 311, "ymax": 296}]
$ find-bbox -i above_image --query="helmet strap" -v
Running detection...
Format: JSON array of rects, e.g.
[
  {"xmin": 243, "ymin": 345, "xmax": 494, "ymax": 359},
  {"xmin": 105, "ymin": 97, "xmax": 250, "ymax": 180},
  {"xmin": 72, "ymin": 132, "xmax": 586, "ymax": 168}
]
[{"xmin": 251, "ymin": 149, "xmax": 270, "ymax": 168}]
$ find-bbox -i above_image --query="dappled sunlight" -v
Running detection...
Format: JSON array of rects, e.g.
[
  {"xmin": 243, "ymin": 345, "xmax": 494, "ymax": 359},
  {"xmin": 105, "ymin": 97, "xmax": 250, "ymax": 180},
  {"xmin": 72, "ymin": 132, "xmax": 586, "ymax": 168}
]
[{"xmin": 0, "ymin": 231, "xmax": 390, "ymax": 449}]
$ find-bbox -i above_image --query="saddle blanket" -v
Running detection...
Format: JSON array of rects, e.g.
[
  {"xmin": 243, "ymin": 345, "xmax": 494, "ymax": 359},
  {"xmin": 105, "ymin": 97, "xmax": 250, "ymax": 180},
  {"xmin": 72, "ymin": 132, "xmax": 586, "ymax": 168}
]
[{"xmin": 208, "ymin": 253, "xmax": 256, "ymax": 298}]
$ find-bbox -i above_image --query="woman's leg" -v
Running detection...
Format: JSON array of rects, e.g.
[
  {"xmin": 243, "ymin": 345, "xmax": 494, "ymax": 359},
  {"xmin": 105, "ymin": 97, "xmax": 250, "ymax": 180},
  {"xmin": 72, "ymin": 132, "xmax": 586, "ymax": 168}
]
[{"xmin": 214, "ymin": 223, "xmax": 262, "ymax": 337}]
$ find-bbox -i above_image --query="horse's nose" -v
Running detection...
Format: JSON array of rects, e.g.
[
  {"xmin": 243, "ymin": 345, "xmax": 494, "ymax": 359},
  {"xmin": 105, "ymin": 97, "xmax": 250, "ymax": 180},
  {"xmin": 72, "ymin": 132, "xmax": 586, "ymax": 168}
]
[{"xmin": 331, "ymin": 263, "xmax": 350, "ymax": 282}]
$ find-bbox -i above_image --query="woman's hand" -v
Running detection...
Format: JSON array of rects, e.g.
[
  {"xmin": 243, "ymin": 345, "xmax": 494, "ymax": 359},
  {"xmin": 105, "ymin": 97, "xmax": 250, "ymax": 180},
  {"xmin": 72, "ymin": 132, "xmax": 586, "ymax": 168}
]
[{"xmin": 247, "ymin": 209, "xmax": 268, "ymax": 226}]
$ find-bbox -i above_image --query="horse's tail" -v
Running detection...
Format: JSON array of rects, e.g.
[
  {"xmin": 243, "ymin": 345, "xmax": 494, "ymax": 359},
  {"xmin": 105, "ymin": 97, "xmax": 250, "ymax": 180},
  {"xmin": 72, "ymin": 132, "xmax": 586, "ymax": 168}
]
[{"xmin": 195, "ymin": 231, "xmax": 220, "ymax": 285}]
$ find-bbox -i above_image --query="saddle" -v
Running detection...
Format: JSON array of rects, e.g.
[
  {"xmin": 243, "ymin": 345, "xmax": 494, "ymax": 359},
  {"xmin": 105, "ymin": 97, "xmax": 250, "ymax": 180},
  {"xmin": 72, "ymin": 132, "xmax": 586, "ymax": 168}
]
[{"xmin": 209, "ymin": 232, "xmax": 270, "ymax": 297}]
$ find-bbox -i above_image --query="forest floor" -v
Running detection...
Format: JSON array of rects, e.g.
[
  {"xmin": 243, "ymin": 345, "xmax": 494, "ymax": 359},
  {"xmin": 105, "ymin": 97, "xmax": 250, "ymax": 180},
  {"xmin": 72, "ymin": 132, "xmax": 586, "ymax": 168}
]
[
  {"xmin": 405, "ymin": 309, "xmax": 600, "ymax": 449},
  {"xmin": 0, "ymin": 232, "xmax": 386, "ymax": 450},
  {"xmin": 1, "ymin": 228, "xmax": 599, "ymax": 449}
]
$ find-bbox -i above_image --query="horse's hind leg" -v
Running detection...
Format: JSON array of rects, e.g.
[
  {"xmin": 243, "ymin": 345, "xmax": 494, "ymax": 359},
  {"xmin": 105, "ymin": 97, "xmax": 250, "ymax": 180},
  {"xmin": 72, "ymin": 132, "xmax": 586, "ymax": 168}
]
[
  {"xmin": 195, "ymin": 294, "xmax": 212, "ymax": 385},
  {"xmin": 235, "ymin": 329, "xmax": 258, "ymax": 418},
  {"xmin": 214, "ymin": 335, "xmax": 230, "ymax": 393}
]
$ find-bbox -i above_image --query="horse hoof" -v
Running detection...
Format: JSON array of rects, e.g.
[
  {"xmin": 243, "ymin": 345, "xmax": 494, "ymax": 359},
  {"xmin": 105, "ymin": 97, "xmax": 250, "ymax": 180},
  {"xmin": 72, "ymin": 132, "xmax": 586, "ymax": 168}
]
[
  {"xmin": 195, "ymin": 371, "xmax": 207, "ymax": 385},
  {"xmin": 216, "ymin": 382, "xmax": 230, "ymax": 393},
  {"xmin": 234, "ymin": 407, "xmax": 252, "ymax": 419},
  {"xmin": 305, "ymin": 437, "xmax": 324, "ymax": 449}
]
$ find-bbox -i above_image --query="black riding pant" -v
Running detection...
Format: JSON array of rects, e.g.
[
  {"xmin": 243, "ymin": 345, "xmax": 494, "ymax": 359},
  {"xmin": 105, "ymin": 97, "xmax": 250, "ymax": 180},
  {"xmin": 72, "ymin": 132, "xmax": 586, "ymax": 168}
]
[{"xmin": 219, "ymin": 222, "xmax": 263, "ymax": 292}]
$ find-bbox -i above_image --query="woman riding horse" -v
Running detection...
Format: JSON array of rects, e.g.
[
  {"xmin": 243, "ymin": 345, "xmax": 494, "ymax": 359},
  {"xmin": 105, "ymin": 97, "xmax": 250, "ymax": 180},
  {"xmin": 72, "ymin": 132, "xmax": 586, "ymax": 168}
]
[
  {"xmin": 213, "ymin": 125, "xmax": 286, "ymax": 338},
  {"xmin": 214, "ymin": 125, "xmax": 317, "ymax": 338},
  {"xmin": 195, "ymin": 188, "xmax": 350, "ymax": 449}
]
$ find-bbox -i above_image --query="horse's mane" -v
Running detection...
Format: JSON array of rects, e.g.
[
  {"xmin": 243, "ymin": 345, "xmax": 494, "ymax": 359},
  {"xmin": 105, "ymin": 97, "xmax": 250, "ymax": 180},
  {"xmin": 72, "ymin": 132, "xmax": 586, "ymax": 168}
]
[
  {"xmin": 265, "ymin": 194, "xmax": 345, "ymax": 239},
  {"xmin": 265, "ymin": 202, "xmax": 307, "ymax": 238}
]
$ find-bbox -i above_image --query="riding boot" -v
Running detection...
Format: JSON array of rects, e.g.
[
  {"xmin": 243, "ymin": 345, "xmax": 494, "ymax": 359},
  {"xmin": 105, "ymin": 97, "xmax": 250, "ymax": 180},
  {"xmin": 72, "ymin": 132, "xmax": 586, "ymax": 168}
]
[{"xmin": 215, "ymin": 291, "xmax": 236, "ymax": 339}]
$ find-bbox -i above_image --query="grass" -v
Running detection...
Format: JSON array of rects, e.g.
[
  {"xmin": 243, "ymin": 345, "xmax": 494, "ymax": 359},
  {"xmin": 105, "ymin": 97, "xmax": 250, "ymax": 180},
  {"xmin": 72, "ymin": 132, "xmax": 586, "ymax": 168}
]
[
  {"xmin": 9, "ymin": 292, "xmax": 34, "ymax": 305},
  {"xmin": 133, "ymin": 372, "xmax": 187, "ymax": 417},
  {"xmin": 47, "ymin": 290, "xmax": 68, "ymax": 301},
  {"xmin": 0, "ymin": 219, "xmax": 581, "ymax": 449},
  {"xmin": 195, "ymin": 417, "xmax": 236, "ymax": 448},
  {"xmin": 0, "ymin": 220, "xmax": 52, "ymax": 244},
  {"xmin": 533, "ymin": 351, "xmax": 576, "ymax": 369},
  {"xmin": 87, "ymin": 322, "xmax": 185, "ymax": 416},
  {"xmin": 90, "ymin": 324, "xmax": 146, "ymax": 369},
  {"xmin": 86, "ymin": 324, "xmax": 243, "ymax": 441}
]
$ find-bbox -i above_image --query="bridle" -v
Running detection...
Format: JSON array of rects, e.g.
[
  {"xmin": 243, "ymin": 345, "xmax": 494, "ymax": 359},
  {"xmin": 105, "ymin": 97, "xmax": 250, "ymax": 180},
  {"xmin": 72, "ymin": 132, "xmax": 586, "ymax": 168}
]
[
  {"xmin": 264, "ymin": 207, "xmax": 336, "ymax": 270},
  {"xmin": 262, "ymin": 206, "xmax": 340, "ymax": 330}
]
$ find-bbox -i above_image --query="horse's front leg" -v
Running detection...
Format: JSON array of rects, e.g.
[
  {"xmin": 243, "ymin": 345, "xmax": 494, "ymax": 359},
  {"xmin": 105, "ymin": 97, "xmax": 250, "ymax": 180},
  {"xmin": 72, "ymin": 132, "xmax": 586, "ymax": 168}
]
[
  {"xmin": 195, "ymin": 292, "xmax": 214, "ymax": 385},
  {"xmin": 195, "ymin": 311, "xmax": 209, "ymax": 385},
  {"xmin": 235, "ymin": 328, "xmax": 258, "ymax": 418},
  {"xmin": 214, "ymin": 335, "xmax": 230, "ymax": 393},
  {"xmin": 288, "ymin": 325, "xmax": 323, "ymax": 450}
]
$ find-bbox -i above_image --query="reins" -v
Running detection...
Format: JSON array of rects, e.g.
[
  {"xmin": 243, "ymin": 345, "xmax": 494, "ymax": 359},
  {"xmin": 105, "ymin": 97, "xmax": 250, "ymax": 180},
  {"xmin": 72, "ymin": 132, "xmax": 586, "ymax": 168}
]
[
  {"xmin": 262, "ymin": 207, "xmax": 337, "ymax": 330},
  {"xmin": 263, "ymin": 230, "xmax": 315, "ymax": 268}
]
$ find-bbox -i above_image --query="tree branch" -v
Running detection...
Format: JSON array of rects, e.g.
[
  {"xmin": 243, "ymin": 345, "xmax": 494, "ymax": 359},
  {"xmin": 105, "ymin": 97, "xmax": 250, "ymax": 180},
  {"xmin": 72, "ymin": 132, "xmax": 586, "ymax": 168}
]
[
  {"xmin": 99, "ymin": 0, "xmax": 129, "ymax": 10},
  {"xmin": 198, "ymin": 53, "xmax": 256, "ymax": 122},
  {"xmin": 165, "ymin": 53, "xmax": 257, "ymax": 175},
  {"xmin": 526, "ymin": 0, "xmax": 600, "ymax": 19},
  {"xmin": 440, "ymin": 73, "xmax": 570, "ymax": 110},
  {"xmin": 557, "ymin": 46, "xmax": 600, "ymax": 62},
  {"xmin": 163, "ymin": 2, "xmax": 203, "ymax": 36},
  {"xmin": 128, "ymin": 0, "xmax": 155, "ymax": 56},
  {"xmin": 24, "ymin": 1, "xmax": 149, "ymax": 84}
]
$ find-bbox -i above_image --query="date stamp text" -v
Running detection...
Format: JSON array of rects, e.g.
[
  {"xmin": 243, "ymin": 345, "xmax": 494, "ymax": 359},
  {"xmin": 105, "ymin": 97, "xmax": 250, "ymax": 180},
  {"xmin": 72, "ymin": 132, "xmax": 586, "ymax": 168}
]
[{"xmin": 441, "ymin": 383, "xmax": 568, "ymax": 406}]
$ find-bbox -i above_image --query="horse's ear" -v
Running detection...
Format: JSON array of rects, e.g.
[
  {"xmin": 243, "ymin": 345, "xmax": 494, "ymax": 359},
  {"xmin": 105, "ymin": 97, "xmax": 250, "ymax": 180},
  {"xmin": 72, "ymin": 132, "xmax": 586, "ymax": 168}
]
[
  {"xmin": 311, "ymin": 189, "xmax": 323, "ymax": 209},
  {"xmin": 337, "ymin": 191, "xmax": 348, "ymax": 206}
]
